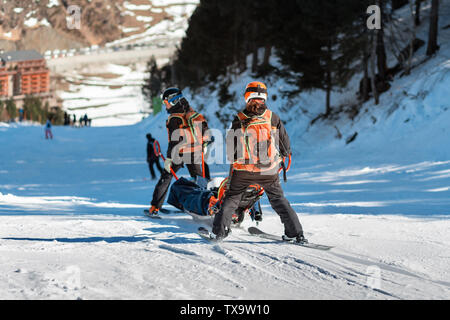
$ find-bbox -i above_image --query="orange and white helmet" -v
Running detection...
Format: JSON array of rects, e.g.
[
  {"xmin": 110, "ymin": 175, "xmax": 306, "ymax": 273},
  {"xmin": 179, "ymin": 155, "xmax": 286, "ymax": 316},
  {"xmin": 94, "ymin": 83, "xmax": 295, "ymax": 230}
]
[{"xmin": 244, "ymin": 81, "xmax": 268, "ymax": 103}]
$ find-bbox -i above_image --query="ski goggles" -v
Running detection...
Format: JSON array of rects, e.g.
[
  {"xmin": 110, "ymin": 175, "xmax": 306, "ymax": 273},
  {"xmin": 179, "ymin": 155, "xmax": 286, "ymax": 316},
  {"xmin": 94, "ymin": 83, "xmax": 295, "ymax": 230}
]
[
  {"xmin": 162, "ymin": 92, "xmax": 183, "ymax": 107},
  {"xmin": 245, "ymin": 86, "xmax": 267, "ymax": 103}
]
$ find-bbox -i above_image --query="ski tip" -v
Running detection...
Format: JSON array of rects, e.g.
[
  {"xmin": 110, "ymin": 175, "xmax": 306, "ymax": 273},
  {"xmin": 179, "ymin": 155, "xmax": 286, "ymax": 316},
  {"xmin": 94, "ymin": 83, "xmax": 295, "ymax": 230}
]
[{"xmin": 248, "ymin": 226, "xmax": 263, "ymax": 233}]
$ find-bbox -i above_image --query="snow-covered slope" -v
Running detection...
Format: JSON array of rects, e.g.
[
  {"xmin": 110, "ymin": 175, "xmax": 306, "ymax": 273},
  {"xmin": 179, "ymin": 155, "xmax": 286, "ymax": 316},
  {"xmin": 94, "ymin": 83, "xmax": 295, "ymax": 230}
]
[
  {"xmin": 174, "ymin": 2, "xmax": 450, "ymax": 158},
  {"xmin": 57, "ymin": 63, "xmax": 149, "ymax": 127},
  {"xmin": 0, "ymin": 107, "xmax": 449, "ymax": 299},
  {"xmin": 179, "ymin": 2, "xmax": 450, "ymax": 162},
  {"xmin": 0, "ymin": 2, "xmax": 449, "ymax": 301},
  {"xmin": 0, "ymin": 0, "xmax": 199, "ymax": 51}
]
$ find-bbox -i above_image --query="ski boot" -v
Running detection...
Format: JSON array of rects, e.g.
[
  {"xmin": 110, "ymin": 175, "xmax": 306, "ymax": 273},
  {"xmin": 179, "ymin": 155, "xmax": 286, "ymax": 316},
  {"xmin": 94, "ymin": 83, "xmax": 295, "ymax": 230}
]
[
  {"xmin": 282, "ymin": 233, "xmax": 308, "ymax": 244},
  {"xmin": 215, "ymin": 227, "xmax": 232, "ymax": 241},
  {"xmin": 145, "ymin": 205, "xmax": 160, "ymax": 218}
]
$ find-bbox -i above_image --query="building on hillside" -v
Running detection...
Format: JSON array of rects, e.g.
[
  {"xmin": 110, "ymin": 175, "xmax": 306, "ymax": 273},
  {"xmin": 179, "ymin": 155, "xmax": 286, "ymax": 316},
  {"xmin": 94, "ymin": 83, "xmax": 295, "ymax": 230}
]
[
  {"xmin": 0, "ymin": 50, "xmax": 50, "ymax": 97},
  {"xmin": 0, "ymin": 50, "xmax": 59, "ymax": 118}
]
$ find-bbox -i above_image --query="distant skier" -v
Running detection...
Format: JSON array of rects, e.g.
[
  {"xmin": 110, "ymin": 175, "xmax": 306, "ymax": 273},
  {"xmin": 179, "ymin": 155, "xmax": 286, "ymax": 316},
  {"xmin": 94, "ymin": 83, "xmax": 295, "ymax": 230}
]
[
  {"xmin": 147, "ymin": 87, "xmax": 211, "ymax": 217},
  {"xmin": 63, "ymin": 112, "xmax": 69, "ymax": 126},
  {"xmin": 212, "ymin": 81, "xmax": 306, "ymax": 243},
  {"xmin": 45, "ymin": 119, "xmax": 53, "ymax": 140},
  {"xmin": 146, "ymin": 133, "xmax": 163, "ymax": 180}
]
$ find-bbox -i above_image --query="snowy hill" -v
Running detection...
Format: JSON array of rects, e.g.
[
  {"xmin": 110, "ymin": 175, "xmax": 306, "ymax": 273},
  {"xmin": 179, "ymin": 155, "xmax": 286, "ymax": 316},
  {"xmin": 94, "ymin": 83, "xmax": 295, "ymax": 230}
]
[
  {"xmin": 0, "ymin": 0, "xmax": 199, "ymax": 128},
  {"xmin": 0, "ymin": 112, "xmax": 449, "ymax": 299},
  {"xmin": 175, "ymin": 2, "xmax": 450, "ymax": 164},
  {"xmin": 0, "ymin": 0, "xmax": 199, "ymax": 52},
  {"xmin": 0, "ymin": 2, "xmax": 449, "ymax": 300},
  {"xmin": 1, "ymin": 53, "xmax": 450, "ymax": 299},
  {"xmin": 56, "ymin": 63, "xmax": 151, "ymax": 127}
]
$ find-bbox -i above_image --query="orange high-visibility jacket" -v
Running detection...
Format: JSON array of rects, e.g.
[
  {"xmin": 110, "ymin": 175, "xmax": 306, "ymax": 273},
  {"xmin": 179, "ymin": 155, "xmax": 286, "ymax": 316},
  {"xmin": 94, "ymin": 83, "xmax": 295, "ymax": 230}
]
[
  {"xmin": 231, "ymin": 109, "xmax": 282, "ymax": 173},
  {"xmin": 166, "ymin": 108, "xmax": 209, "ymax": 156}
]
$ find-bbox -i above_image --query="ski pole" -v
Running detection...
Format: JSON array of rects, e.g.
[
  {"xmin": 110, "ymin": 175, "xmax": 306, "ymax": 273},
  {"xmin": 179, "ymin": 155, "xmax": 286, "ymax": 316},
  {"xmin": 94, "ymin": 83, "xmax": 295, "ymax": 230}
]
[
  {"xmin": 153, "ymin": 140, "xmax": 178, "ymax": 180},
  {"xmin": 277, "ymin": 135, "xmax": 292, "ymax": 182},
  {"xmin": 281, "ymin": 159, "xmax": 287, "ymax": 182},
  {"xmin": 278, "ymin": 153, "xmax": 292, "ymax": 182},
  {"xmin": 201, "ymin": 139, "xmax": 206, "ymax": 179},
  {"xmin": 286, "ymin": 153, "xmax": 292, "ymax": 171}
]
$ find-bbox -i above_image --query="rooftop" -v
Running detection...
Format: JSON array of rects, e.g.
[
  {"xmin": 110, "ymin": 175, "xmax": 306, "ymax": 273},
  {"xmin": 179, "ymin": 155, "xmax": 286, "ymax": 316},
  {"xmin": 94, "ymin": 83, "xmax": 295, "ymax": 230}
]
[{"xmin": 0, "ymin": 50, "xmax": 44, "ymax": 63}]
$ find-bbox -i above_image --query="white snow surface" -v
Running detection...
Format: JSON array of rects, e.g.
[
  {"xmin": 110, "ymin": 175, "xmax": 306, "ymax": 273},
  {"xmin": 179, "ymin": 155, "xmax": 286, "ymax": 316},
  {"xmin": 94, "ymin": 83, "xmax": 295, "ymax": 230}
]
[
  {"xmin": 0, "ymin": 2, "xmax": 449, "ymax": 300},
  {"xmin": 0, "ymin": 111, "xmax": 449, "ymax": 299}
]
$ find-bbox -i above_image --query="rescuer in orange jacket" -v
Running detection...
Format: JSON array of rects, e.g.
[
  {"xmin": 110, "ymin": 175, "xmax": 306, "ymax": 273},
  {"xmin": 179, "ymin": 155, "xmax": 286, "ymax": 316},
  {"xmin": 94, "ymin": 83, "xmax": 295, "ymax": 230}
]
[
  {"xmin": 212, "ymin": 81, "xmax": 305, "ymax": 242},
  {"xmin": 148, "ymin": 87, "xmax": 210, "ymax": 216}
]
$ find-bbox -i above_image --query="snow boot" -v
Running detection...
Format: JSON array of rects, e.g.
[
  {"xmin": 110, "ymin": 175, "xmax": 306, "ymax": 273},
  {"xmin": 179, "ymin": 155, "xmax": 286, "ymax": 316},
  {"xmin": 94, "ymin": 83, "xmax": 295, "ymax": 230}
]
[
  {"xmin": 147, "ymin": 205, "xmax": 160, "ymax": 217},
  {"xmin": 282, "ymin": 233, "xmax": 308, "ymax": 244}
]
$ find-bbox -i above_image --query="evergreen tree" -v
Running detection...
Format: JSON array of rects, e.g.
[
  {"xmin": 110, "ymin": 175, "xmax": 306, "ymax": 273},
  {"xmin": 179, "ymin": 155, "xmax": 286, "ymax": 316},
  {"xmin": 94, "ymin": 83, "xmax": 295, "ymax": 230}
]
[
  {"xmin": 6, "ymin": 99, "xmax": 16, "ymax": 121},
  {"xmin": 150, "ymin": 0, "xmax": 415, "ymax": 113},
  {"xmin": 23, "ymin": 96, "xmax": 49, "ymax": 123},
  {"xmin": 426, "ymin": 0, "xmax": 440, "ymax": 56},
  {"xmin": 0, "ymin": 101, "xmax": 4, "ymax": 120},
  {"xmin": 415, "ymin": 0, "xmax": 422, "ymax": 26},
  {"xmin": 376, "ymin": 0, "xmax": 389, "ymax": 84},
  {"xmin": 173, "ymin": 1, "xmax": 277, "ymax": 87},
  {"xmin": 142, "ymin": 55, "xmax": 165, "ymax": 114},
  {"xmin": 392, "ymin": 0, "xmax": 409, "ymax": 9},
  {"xmin": 275, "ymin": 0, "xmax": 368, "ymax": 115}
]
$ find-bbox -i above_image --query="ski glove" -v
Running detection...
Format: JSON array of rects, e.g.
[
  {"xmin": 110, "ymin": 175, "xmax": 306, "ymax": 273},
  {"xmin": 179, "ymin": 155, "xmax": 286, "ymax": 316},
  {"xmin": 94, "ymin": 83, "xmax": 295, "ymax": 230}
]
[
  {"xmin": 164, "ymin": 158, "xmax": 172, "ymax": 173},
  {"xmin": 203, "ymin": 137, "xmax": 214, "ymax": 160},
  {"xmin": 203, "ymin": 145, "xmax": 209, "ymax": 160}
]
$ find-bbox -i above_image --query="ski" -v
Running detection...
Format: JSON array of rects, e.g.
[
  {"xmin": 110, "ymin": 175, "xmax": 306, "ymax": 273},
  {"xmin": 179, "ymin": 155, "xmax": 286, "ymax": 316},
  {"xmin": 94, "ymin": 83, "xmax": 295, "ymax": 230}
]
[
  {"xmin": 143, "ymin": 208, "xmax": 214, "ymax": 227},
  {"xmin": 159, "ymin": 208, "xmax": 183, "ymax": 214},
  {"xmin": 143, "ymin": 208, "xmax": 236, "ymax": 230},
  {"xmin": 247, "ymin": 227, "xmax": 333, "ymax": 251},
  {"xmin": 184, "ymin": 210, "xmax": 214, "ymax": 224},
  {"xmin": 143, "ymin": 207, "xmax": 184, "ymax": 218}
]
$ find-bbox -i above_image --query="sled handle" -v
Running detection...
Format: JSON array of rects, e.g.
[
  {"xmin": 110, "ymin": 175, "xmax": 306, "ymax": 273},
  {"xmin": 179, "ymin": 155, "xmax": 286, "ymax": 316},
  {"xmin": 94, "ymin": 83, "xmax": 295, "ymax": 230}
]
[
  {"xmin": 285, "ymin": 154, "xmax": 292, "ymax": 172},
  {"xmin": 153, "ymin": 140, "xmax": 179, "ymax": 180},
  {"xmin": 278, "ymin": 154, "xmax": 291, "ymax": 182}
]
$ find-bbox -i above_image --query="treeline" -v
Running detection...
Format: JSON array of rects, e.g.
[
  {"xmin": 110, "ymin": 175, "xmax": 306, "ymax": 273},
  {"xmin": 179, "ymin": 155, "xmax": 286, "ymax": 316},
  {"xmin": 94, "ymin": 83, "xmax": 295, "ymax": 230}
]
[
  {"xmin": 143, "ymin": 0, "xmax": 441, "ymax": 115},
  {"xmin": 0, "ymin": 96, "xmax": 64, "ymax": 124}
]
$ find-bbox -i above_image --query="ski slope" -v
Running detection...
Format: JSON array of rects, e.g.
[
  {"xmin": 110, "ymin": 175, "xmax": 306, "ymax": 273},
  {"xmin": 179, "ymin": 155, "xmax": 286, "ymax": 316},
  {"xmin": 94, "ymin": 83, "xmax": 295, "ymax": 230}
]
[
  {"xmin": 0, "ymin": 120, "xmax": 449, "ymax": 300},
  {"xmin": 1, "ymin": 2, "xmax": 450, "ymax": 301}
]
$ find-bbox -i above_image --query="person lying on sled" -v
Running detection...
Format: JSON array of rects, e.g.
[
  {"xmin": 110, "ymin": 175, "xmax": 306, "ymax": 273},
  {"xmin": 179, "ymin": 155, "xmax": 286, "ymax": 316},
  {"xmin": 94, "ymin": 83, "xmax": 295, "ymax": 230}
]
[{"xmin": 167, "ymin": 176, "xmax": 263, "ymax": 225}]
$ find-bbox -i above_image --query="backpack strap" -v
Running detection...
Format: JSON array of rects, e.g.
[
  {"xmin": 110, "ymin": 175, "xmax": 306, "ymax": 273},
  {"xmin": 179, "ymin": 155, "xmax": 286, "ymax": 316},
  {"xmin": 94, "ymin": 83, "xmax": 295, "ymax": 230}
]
[{"xmin": 186, "ymin": 111, "xmax": 203, "ymax": 143}]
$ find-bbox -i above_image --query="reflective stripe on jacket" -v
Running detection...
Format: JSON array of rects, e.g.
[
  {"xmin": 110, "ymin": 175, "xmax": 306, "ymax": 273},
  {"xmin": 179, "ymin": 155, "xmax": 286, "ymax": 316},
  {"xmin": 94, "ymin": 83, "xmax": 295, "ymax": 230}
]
[{"xmin": 167, "ymin": 109, "xmax": 207, "ymax": 155}]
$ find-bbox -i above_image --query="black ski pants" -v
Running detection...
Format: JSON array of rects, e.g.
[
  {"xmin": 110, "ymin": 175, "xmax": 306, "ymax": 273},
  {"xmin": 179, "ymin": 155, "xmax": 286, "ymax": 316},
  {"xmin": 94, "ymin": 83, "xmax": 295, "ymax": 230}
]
[
  {"xmin": 148, "ymin": 158, "xmax": 163, "ymax": 179},
  {"xmin": 212, "ymin": 171, "xmax": 303, "ymax": 238}
]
